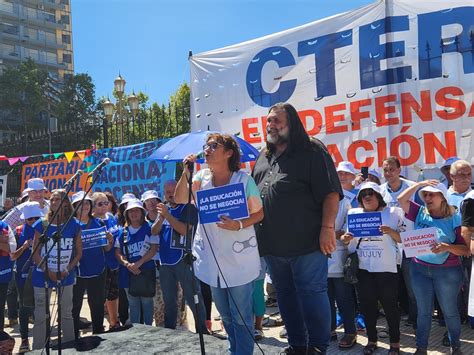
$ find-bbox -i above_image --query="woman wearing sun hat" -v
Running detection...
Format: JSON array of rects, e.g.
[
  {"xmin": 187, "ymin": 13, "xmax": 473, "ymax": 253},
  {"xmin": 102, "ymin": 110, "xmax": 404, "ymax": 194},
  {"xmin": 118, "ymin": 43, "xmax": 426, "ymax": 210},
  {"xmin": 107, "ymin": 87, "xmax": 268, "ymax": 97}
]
[
  {"xmin": 398, "ymin": 180, "xmax": 469, "ymax": 355},
  {"xmin": 114, "ymin": 199, "xmax": 159, "ymax": 325},
  {"xmin": 340, "ymin": 182, "xmax": 404, "ymax": 355},
  {"xmin": 11, "ymin": 202, "xmax": 43, "ymax": 352},
  {"xmin": 71, "ymin": 191, "xmax": 114, "ymax": 340}
]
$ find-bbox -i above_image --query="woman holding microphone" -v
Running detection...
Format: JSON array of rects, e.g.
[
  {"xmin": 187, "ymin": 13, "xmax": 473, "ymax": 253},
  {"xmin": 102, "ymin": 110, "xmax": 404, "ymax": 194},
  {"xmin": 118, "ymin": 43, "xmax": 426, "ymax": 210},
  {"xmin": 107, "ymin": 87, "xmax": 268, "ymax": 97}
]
[{"xmin": 175, "ymin": 133, "xmax": 264, "ymax": 355}]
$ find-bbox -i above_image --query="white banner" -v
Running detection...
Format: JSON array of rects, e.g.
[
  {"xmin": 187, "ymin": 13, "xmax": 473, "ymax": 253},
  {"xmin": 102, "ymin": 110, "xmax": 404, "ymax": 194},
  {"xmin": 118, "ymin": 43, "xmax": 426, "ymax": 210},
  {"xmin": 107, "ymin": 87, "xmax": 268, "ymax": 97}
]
[
  {"xmin": 0, "ymin": 175, "xmax": 7, "ymax": 208},
  {"xmin": 190, "ymin": 0, "xmax": 474, "ymax": 180}
]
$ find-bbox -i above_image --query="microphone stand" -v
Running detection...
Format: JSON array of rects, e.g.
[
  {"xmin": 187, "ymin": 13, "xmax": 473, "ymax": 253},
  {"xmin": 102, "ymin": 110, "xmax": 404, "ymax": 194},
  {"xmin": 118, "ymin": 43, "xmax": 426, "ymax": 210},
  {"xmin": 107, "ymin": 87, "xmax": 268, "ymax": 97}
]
[
  {"xmin": 183, "ymin": 162, "xmax": 205, "ymax": 355},
  {"xmin": 34, "ymin": 165, "xmax": 106, "ymax": 353}
]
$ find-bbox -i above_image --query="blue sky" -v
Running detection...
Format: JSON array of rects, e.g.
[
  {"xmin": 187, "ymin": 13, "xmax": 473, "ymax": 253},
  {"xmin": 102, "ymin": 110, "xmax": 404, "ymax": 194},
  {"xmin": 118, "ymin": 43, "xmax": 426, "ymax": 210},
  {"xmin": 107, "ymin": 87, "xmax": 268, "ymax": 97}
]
[{"xmin": 72, "ymin": 0, "xmax": 373, "ymax": 105}]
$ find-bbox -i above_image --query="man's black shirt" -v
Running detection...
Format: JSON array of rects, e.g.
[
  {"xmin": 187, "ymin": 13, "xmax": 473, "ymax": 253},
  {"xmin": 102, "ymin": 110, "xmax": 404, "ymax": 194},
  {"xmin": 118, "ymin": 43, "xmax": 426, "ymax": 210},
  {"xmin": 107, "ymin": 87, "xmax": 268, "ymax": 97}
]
[{"xmin": 252, "ymin": 139, "xmax": 342, "ymax": 257}]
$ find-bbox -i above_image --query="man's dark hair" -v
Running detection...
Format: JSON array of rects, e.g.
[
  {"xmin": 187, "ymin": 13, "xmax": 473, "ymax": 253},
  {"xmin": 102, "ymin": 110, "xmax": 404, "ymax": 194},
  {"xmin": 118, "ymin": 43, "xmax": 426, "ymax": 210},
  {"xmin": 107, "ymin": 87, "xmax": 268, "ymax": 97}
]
[
  {"xmin": 383, "ymin": 156, "xmax": 401, "ymax": 168},
  {"xmin": 265, "ymin": 102, "xmax": 311, "ymax": 157}
]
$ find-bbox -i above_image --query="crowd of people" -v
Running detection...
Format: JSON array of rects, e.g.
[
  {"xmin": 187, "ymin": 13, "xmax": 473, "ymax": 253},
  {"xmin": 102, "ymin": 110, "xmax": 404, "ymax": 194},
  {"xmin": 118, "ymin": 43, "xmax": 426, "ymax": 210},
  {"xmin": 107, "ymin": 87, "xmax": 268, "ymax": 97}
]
[{"xmin": 0, "ymin": 102, "xmax": 472, "ymax": 355}]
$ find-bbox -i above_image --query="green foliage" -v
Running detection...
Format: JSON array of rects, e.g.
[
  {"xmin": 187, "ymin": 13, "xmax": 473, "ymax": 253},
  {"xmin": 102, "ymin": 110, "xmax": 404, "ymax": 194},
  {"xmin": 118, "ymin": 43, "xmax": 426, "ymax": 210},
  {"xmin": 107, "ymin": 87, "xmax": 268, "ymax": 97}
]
[{"xmin": 0, "ymin": 59, "xmax": 48, "ymax": 130}]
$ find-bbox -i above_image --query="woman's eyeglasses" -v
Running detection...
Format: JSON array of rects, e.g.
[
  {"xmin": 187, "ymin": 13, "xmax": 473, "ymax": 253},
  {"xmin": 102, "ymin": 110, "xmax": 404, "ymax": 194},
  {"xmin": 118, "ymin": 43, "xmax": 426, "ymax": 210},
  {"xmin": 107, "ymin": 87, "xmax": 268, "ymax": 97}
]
[
  {"xmin": 96, "ymin": 201, "xmax": 109, "ymax": 207},
  {"xmin": 360, "ymin": 190, "xmax": 375, "ymax": 198},
  {"xmin": 202, "ymin": 142, "xmax": 221, "ymax": 152}
]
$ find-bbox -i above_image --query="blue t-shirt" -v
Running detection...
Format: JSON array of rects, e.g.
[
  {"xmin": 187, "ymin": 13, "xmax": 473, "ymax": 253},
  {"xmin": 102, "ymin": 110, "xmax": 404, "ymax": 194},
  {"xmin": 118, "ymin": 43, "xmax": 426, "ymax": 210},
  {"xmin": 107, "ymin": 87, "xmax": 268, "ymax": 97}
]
[
  {"xmin": 78, "ymin": 218, "xmax": 107, "ymax": 278},
  {"xmin": 116, "ymin": 222, "xmax": 157, "ymax": 270},
  {"xmin": 0, "ymin": 221, "xmax": 13, "ymax": 284},
  {"xmin": 159, "ymin": 204, "xmax": 197, "ymax": 265},
  {"xmin": 32, "ymin": 218, "xmax": 81, "ymax": 288},
  {"xmin": 103, "ymin": 214, "xmax": 120, "ymax": 270},
  {"xmin": 15, "ymin": 224, "xmax": 35, "ymax": 288}
]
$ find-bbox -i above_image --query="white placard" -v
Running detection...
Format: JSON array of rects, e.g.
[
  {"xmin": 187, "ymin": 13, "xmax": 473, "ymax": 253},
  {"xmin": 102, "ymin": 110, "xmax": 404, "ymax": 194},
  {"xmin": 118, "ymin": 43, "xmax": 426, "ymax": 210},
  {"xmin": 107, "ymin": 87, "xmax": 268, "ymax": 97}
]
[{"xmin": 400, "ymin": 227, "xmax": 438, "ymax": 258}]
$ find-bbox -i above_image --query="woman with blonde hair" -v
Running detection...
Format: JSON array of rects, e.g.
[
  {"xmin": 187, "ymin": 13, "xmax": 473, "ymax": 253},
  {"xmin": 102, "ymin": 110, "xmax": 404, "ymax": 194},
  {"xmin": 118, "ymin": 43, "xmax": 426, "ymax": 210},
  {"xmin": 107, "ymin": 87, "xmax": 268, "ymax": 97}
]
[{"xmin": 398, "ymin": 180, "xmax": 469, "ymax": 355}]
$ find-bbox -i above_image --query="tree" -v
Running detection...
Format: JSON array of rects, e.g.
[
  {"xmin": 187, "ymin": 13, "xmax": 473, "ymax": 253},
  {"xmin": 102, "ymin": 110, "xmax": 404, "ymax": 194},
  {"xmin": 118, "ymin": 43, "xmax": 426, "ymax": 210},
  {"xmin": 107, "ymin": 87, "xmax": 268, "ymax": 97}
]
[{"xmin": 0, "ymin": 59, "xmax": 48, "ymax": 132}]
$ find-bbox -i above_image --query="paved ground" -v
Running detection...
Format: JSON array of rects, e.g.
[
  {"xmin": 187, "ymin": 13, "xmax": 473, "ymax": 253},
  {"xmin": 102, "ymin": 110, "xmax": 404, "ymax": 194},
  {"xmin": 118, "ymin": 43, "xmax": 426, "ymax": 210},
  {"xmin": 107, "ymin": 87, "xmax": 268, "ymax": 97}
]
[{"xmin": 5, "ymin": 290, "xmax": 474, "ymax": 354}]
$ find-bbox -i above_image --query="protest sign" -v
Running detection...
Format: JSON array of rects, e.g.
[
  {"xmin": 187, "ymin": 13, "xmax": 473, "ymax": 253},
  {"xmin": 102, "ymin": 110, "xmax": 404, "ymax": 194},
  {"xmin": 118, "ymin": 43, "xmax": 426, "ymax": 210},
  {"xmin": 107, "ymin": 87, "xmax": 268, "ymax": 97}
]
[
  {"xmin": 400, "ymin": 227, "xmax": 438, "ymax": 258},
  {"xmin": 82, "ymin": 226, "xmax": 108, "ymax": 250},
  {"xmin": 347, "ymin": 212, "xmax": 382, "ymax": 237},
  {"xmin": 22, "ymin": 158, "xmax": 91, "ymax": 194},
  {"xmin": 196, "ymin": 182, "xmax": 249, "ymax": 224},
  {"xmin": 190, "ymin": 1, "xmax": 474, "ymax": 180}
]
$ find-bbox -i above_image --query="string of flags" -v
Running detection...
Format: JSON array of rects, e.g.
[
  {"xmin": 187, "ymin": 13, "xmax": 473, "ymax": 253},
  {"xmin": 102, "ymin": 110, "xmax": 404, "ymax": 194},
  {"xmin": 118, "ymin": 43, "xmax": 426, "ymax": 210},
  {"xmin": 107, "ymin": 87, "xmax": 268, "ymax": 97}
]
[{"xmin": 0, "ymin": 149, "xmax": 92, "ymax": 166}]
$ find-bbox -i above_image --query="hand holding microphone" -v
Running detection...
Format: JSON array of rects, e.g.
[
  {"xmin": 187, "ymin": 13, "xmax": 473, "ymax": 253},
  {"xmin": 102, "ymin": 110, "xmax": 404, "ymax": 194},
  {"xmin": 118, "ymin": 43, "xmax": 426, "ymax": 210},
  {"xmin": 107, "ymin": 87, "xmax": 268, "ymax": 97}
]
[{"xmin": 182, "ymin": 151, "xmax": 204, "ymax": 176}]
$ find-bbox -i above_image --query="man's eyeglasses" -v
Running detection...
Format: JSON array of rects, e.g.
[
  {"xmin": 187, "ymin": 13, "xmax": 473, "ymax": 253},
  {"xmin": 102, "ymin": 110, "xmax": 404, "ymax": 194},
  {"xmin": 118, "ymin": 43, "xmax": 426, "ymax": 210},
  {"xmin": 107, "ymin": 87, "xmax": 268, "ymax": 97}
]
[
  {"xmin": 360, "ymin": 190, "xmax": 375, "ymax": 198},
  {"xmin": 96, "ymin": 201, "xmax": 109, "ymax": 207},
  {"xmin": 26, "ymin": 217, "xmax": 40, "ymax": 222},
  {"xmin": 203, "ymin": 142, "xmax": 221, "ymax": 152}
]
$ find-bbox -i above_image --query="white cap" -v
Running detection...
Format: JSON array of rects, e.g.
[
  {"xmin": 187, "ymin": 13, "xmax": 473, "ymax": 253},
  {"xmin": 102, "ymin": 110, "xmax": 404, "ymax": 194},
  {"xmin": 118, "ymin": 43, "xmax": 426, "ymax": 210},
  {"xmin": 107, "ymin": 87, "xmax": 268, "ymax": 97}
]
[
  {"xmin": 71, "ymin": 191, "xmax": 92, "ymax": 205},
  {"xmin": 418, "ymin": 182, "xmax": 448, "ymax": 201},
  {"xmin": 357, "ymin": 182, "xmax": 383, "ymax": 199},
  {"xmin": 337, "ymin": 161, "xmax": 356, "ymax": 175},
  {"xmin": 124, "ymin": 199, "xmax": 145, "ymax": 213},
  {"xmin": 368, "ymin": 169, "xmax": 382, "ymax": 181},
  {"xmin": 20, "ymin": 201, "xmax": 44, "ymax": 220},
  {"xmin": 24, "ymin": 178, "xmax": 48, "ymax": 192},
  {"xmin": 119, "ymin": 193, "xmax": 137, "ymax": 206},
  {"xmin": 21, "ymin": 189, "xmax": 28, "ymax": 199},
  {"xmin": 141, "ymin": 190, "xmax": 162, "ymax": 203}
]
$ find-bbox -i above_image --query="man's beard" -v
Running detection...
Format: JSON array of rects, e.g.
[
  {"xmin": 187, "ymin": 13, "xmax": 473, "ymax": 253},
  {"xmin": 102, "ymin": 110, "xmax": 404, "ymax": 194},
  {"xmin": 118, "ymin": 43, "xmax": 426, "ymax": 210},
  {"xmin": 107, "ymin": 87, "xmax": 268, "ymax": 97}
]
[{"xmin": 266, "ymin": 126, "xmax": 289, "ymax": 145}]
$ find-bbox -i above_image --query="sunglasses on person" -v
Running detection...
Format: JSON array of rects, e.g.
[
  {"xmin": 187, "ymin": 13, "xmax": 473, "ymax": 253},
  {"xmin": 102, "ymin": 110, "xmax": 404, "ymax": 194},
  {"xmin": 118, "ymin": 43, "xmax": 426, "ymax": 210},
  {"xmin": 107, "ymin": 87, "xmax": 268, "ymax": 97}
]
[
  {"xmin": 26, "ymin": 217, "xmax": 40, "ymax": 222},
  {"xmin": 202, "ymin": 142, "xmax": 222, "ymax": 152},
  {"xmin": 96, "ymin": 201, "xmax": 109, "ymax": 207},
  {"xmin": 360, "ymin": 189, "xmax": 375, "ymax": 198}
]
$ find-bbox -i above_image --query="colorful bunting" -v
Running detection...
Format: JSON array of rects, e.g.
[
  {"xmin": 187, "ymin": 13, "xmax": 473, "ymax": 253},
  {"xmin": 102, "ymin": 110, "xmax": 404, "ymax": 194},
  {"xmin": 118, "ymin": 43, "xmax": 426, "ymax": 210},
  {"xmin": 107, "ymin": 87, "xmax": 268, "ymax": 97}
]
[
  {"xmin": 64, "ymin": 151, "xmax": 75, "ymax": 163},
  {"xmin": 7, "ymin": 158, "xmax": 19, "ymax": 166},
  {"xmin": 19, "ymin": 156, "xmax": 29, "ymax": 163},
  {"xmin": 76, "ymin": 150, "xmax": 86, "ymax": 162},
  {"xmin": 53, "ymin": 153, "xmax": 63, "ymax": 159}
]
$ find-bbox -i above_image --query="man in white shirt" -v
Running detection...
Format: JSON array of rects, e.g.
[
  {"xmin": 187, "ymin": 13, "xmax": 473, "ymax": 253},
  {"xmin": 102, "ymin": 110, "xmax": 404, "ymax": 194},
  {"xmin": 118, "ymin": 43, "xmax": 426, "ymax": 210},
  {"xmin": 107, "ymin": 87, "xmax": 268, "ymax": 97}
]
[
  {"xmin": 2, "ymin": 178, "xmax": 49, "ymax": 230},
  {"xmin": 447, "ymin": 160, "xmax": 473, "ymax": 209}
]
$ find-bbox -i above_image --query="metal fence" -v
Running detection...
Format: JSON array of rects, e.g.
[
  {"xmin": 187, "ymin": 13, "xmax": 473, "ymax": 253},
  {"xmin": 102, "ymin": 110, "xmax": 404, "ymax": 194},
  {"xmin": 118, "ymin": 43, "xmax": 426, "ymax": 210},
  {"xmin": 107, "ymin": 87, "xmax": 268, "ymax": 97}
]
[{"xmin": 0, "ymin": 104, "xmax": 190, "ymax": 199}]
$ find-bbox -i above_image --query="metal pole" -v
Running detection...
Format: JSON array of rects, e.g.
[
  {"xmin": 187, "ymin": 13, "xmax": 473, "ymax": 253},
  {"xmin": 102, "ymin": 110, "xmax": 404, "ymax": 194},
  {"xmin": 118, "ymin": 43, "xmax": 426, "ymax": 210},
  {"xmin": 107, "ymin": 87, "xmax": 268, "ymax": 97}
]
[{"xmin": 103, "ymin": 118, "xmax": 109, "ymax": 148}]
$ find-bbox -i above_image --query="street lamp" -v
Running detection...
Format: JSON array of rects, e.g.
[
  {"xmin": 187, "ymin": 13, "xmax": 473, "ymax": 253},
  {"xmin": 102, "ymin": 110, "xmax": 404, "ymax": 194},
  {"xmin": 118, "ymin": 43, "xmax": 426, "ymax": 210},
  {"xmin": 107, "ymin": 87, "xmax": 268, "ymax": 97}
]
[{"xmin": 101, "ymin": 74, "xmax": 138, "ymax": 147}]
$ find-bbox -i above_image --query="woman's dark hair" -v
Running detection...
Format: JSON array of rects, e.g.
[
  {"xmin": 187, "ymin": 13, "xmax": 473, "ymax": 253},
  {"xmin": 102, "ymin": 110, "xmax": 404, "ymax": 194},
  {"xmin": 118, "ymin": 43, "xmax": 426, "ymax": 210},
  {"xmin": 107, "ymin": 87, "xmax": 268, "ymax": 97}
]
[
  {"xmin": 207, "ymin": 133, "xmax": 241, "ymax": 172},
  {"xmin": 104, "ymin": 191, "xmax": 118, "ymax": 215},
  {"xmin": 265, "ymin": 102, "xmax": 311, "ymax": 157},
  {"xmin": 46, "ymin": 189, "xmax": 74, "ymax": 224},
  {"xmin": 117, "ymin": 203, "xmax": 127, "ymax": 226},
  {"xmin": 124, "ymin": 207, "xmax": 145, "ymax": 227},
  {"xmin": 358, "ymin": 189, "xmax": 387, "ymax": 209},
  {"xmin": 73, "ymin": 200, "xmax": 93, "ymax": 220}
]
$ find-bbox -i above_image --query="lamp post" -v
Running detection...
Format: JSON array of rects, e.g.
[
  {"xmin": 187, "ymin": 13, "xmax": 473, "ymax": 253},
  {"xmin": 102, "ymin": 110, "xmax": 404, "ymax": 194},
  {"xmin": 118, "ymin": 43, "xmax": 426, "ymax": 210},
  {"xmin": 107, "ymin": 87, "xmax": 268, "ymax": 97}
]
[{"xmin": 101, "ymin": 74, "xmax": 140, "ymax": 147}]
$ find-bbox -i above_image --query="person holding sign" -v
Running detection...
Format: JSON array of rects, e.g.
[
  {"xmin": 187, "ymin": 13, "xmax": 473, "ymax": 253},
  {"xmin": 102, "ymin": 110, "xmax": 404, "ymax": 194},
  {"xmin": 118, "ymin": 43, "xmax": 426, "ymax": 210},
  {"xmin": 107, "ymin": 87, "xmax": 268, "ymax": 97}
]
[
  {"xmin": 151, "ymin": 180, "xmax": 207, "ymax": 333},
  {"xmin": 11, "ymin": 202, "xmax": 43, "ymax": 353},
  {"xmin": 71, "ymin": 191, "xmax": 113, "ymax": 340},
  {"xmin": 340, "ymin": 182, "xmax": 404, "ymax": 355},
  {"xmin": 31, "ymin": 189, "xmax": 82, "ymax": 350},
  {"xmin": 397, "ymin": 180, "xmax": 469, "ymax": 355},
  {"xmin": 92, "ymin": 192, "xmax": 121, "ymax": 330},
  {"xmin": 177, "ymin": 133, "xmax": 264, "ymax": 355},
  {"xmin": 114, "ymin": 200, "xmax": 159, "ymax": 325}
]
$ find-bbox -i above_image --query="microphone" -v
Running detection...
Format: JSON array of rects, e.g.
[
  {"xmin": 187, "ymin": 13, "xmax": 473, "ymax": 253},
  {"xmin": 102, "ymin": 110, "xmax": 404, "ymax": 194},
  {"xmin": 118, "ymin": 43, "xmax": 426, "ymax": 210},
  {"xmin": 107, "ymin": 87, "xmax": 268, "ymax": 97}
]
[
  {"xmin": 63, "ymin": 170, "xmax": 83, "ymax": 188},
  {"xmin": 88, "ymin": 158, "xmax": 111, "ymax": 176},
  {"xmin": 186, "ymin": 151, "xmax": 205, "ymax": 174}
]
